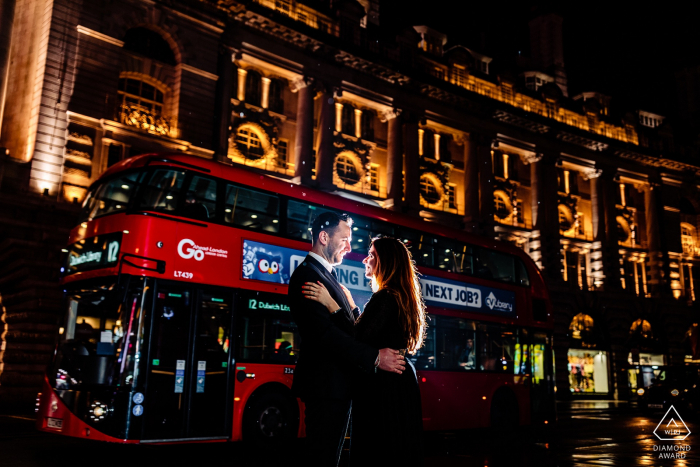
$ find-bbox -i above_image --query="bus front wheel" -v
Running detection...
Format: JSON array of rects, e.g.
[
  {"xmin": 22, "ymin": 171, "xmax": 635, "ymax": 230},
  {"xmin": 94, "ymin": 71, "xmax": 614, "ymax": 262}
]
[{"xmin": 243, "ymin": 392, "xmax": 298, "ymax": 443}]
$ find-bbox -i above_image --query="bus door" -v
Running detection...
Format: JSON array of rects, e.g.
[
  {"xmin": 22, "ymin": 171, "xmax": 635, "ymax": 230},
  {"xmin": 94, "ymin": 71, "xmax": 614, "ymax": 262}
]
[
  {"xmin": 141, "ymin": 282, "xmax": 233, "ymax": 440},
  {"xmin": 529, "ymin": 331, "xmax": 555, "ymax": 424}
]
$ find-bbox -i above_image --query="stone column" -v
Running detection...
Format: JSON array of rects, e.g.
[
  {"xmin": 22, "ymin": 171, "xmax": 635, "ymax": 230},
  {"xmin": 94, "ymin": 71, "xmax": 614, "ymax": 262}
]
[
  {"xmin": 261, "ymin": 77, "xmax": 271, "ymax": 109},
  {"xmin": 529, "ymin": 152, "xmax": 561, "ymax": 280},
  {"xmin": 601, "ymin": 168, "xmax": 621, "ymax": 288},
  {"xmin": 214, "ymin": 47, "xmax": 234, "ymax": 162},
  {"xmin": 383, "ymin": 109, "xmax": 403, "ymax": 210},
  {"xmin": 477, "ymin": 137, "xmax": 495, "ymax": 237},
  {"xmin": 583, "ymin": 168, "xmax": 605, "ymax": 288},
  {"xmin": 315, "ymin": 86, "xmax": 336, "ymax": 190},
  {"xmin": 236, "ymin": 68, "xmax": 247, "ymax": 101},
  {"xmin": 645, "ymin": 178, "xmax": 663, "ymax": 296},
  {"xmin": 462, "ymin": 134, "xmax": 479, "ymax": 233},
  {"xmin": 291, "ymin": 77, "xmax": 314, "ymax": 183},
  {"xmin": 403, "ymin": 115, "xmax": 420, "ymax": 210},
  {"xmin": 0, "ymin": 0, "xmax": 16, "ymax": 140}
]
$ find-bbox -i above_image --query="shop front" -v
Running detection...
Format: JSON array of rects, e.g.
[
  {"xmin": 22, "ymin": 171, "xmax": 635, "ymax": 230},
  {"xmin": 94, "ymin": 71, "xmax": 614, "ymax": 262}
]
[{"xmin": 567, "ymin": 312, "xmax": 611, "ymax": 396}]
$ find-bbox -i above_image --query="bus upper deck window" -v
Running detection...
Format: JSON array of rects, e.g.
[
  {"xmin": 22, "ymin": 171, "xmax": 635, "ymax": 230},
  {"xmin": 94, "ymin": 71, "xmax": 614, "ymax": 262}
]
[
  {"xmin": 183, "ymin": 175, "xmax": 217, "ymax": 221},
  {"xmin": 516, "ymin": 258, "xmax": 530, "ymax": 286},
  {"xmin": 137, "ymin": 169, "xmax": 186, "ymax": 212},
  {"xmin": 401, "ymin": 230, "xmax": 434, "ymax": 268},
  {"xmin": 286, "ymin": 200, "xmax": 315, "ymax": 241},
  {"xmin": 224, "ymin": 184, "xmax": 279, "ymax": 233},
  {"xmin": 476, "ymin": 248, "xmax": 516, "ymax": 284},
  {"xmin": 80, "ymin": 171, "xmax": 142, "ymax": 221}
]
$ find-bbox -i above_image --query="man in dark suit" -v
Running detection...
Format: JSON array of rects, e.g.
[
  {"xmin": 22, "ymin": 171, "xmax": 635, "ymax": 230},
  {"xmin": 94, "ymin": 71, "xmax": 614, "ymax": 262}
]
[{"xmin": 289, "ymin": 211, "xmax": 405, "ymax": 467}]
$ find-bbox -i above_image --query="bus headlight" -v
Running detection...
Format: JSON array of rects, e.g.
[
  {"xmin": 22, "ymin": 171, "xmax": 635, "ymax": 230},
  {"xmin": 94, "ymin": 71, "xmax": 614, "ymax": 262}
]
[
  {"xmin": 90, "ymin": 401, "xmax": 109, "ymax": 421},
  {"xmin": 637, "ymin": 388, "xmax": 645, "ymax": 396}
]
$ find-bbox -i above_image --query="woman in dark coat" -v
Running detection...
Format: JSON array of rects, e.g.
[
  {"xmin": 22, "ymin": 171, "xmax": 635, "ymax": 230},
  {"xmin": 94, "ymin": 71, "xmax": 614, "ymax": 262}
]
[{"xmin": 303, "ymin": 237, "xmax": 427, "ymax": 466}]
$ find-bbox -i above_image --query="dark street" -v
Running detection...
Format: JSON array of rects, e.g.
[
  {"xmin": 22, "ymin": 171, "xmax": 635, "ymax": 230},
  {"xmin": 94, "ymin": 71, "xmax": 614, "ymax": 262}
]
[{"xmin": 2, "ymin": 401, "xmax": 697, "ymax": 466}]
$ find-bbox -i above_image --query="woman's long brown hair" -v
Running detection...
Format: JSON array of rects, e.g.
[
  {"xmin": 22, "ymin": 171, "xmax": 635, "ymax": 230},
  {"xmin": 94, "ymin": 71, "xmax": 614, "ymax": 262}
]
[{"xmin": 370, "ymin": 237, "xmax": 427, "ymax": 353}]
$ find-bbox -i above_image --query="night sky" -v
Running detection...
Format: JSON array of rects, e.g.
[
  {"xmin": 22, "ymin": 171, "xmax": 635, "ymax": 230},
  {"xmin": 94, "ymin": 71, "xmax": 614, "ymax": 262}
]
[{"xmin": 381, "ymin": 1, "xmax": 698, "ymax": 120}]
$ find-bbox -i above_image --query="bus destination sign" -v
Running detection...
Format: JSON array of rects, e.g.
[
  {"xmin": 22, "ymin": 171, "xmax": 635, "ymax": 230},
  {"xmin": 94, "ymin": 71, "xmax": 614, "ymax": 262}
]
[
  {"xmin": 66, "ymin": 232, "xmax": 123, "ymax": 274},
  {"xmin": 242, "ymin": 240, "xmax": 515, "ymax": 315}
]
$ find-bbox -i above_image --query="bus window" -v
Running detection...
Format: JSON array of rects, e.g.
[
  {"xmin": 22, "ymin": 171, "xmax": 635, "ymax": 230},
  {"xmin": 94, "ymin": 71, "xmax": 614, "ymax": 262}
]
[
  {"xmin": 411, "ymin": 315, "xmax": 436, "ymax": 370},
  {"xmin": 436, "ymin": 316, "xmax": 477, "ymax": 371},
  {"xmin": 475, "ymin": 248, "xmax": 515, "ymax": 283},
  {"xmin": 478, "ymin": 324, "xmax": 515, "ymax": 373},
  {"xmin": 436, "ymin": 241, "xmax": 473, "ymax": 275},
  {"xmin": 137, "ymin": 169, "xmax": 187, "ymax": 213},
  {"xmin": 286, "ymin": 199, "xmax": 317, "ymax": 241},
  {"xmin": 183, "ymin": 175, "xmax": 217, "ymax": 221},
  {"xmin": 515, "ymin": 258, "xmax": 530, "ymax": 286},
  {"xmin": 225, "ymin": 184, "xmax": 280, "ymax": 233},
  {"xmin": 400, "ymin": 229, "xmax": 435, "ymax": 268},
  {"xmin": 348, "ymin": 214, "xmax": 395, "ymax": 252},
  {"xmin": 80, "ymin": 171, "xmax": 142, "ymax": 221},
  {"xmin": 237, "ymin": 314, "xmax": 299, "ymax": 364}
]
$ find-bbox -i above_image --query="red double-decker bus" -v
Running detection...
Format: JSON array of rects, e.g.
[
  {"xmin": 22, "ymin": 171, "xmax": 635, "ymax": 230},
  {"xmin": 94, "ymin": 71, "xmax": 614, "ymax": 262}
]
[{"xmin": 36, "ymin": 153, "xmax": 555, "ymax": 443}]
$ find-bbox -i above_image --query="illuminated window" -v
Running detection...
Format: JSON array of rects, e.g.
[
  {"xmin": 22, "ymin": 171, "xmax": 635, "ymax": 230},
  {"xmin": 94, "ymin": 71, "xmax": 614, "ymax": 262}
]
[
  {"xmin": 617, "ymin": 217, "xmax": 631, "ymax": 243},
  {"xmin": 452, "ymin": 67, "xmax": 467, "ymax": 87},
  {"xmin": 682, "ymin": 223, "xmax": 696, "ymax": 256},
  {"xmin": 336, "ymin": 154, "xmax": 360, "ymax": 185},
  {"xmin": 118, "ymin": 78, "xmax": 165, "ymax": 116},
  {"xmin": 276, "ymin": 139, "xmax": 288, "ymax": 167},
  {"xmin": 447, "ymin": 184, "xmax": 456, "ymax": 209},
  {"xmin": 493, "ymin": 191, "xmax": 510, "ymax": 220},
  {"xmin": 558, "ymin": 205, "xmax": 574, "ymax": 232},
  {"xmin": 420, "ymin": 176, "xmax": 441, "ymax": 204},
  {"xmin": 236, "ymin": 127, "xmax": 264, "ymax": 159},
  {"xmin": 369, "ymin": 164, "xmax": 379, "ymax": 191}
]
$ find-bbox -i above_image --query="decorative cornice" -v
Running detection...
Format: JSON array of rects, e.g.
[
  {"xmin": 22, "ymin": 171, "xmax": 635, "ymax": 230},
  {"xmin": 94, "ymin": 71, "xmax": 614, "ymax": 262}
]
[
  {"xmin": 617, "ymin": 150, "xmax": 700, "ymax": 176},
  {"xmin": 380, "ymin": 108, "xmax": 401, "ymax": 121},
  {"xmin": 581, "ymin": 168, "xmax": 603, "ymax": 180},
  {"xmin": 179, "ymin": 63, "xmax": 219, "ymax": 81},
  {"xmin": 290, "ymin": 76, "xmax": 314, "ymax": 92},
  {"xmin": 335, "ymin": 50, "xmax": 410, "ymax": 85},
  {"xmin": 520, "ymin": 153, "xmax": 544, "ymax": 165},
  {"xmin": 76, "ymin": 26, "xmax": 124, "ymax": 47},
  {"xmin": 556, "ymin": 132, "xmax": 608, "ymax": 152},
  {"xmin": 493, "ymin": 110, "xmax": 550, "ymax": 134}
]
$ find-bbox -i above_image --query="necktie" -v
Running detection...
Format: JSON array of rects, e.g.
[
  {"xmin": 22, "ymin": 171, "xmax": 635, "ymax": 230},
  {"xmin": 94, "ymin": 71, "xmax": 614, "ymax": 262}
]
[{"xmin": 331, "ymin": 268, "xmax": 338, "ymax": 281}]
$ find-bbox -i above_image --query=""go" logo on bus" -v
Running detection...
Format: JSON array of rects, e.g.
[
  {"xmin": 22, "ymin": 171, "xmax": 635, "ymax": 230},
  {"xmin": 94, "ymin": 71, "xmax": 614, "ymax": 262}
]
[{"xmin": 178, "ymin": 239, "xmax": 205, "ymax": 261}]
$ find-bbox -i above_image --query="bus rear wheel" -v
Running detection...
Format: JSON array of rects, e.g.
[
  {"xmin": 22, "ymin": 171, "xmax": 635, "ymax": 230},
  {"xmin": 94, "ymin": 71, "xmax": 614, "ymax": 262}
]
[{"xmin": 243, "ymin": 392, "xmax": 298, "ymax": 443}]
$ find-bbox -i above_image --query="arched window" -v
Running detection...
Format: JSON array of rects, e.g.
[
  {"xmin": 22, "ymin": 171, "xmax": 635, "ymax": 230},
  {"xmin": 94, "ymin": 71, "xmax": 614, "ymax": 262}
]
[
  {"xmin": 236, "ymin": 127, "xmax": 264, "ymax": 159},
  {"xmin": 336, "ymin": 153, "xmax": 361, "ymax": 185},
  {"xmin": 558, "ymin": 204, "xmax": 574, "ymax": 232},
  {"xmin": 569, "ymin": 313, "xmax": 594, "ymax": 340},
  {"xmin": 493, "ymin": 190, "xmax": 511, "ymax": 220},
  {"xmin": 245, "ymin": 70, "xmax": 262, "ymax": 106},
  {"xmin": 118, "ymin": 77, "xmax": 166, "ymax": 116},
  {"xmin": 123, "ymin": 27, "xmax": 176, "ymax": 65},
  {"xmin": 630, "ymin": 319, "xmax": 653, "ymax": 340},
  {"xmin": 682, "ymin": 223, "xmax": 696, "ymax": 256},
  {"xmin": 617, "ymin": 216, "xmax": 631, "ymax": 243},
  {"xmin": 420, "ymin": 175, "xmax": 442, "ymax": 205}
]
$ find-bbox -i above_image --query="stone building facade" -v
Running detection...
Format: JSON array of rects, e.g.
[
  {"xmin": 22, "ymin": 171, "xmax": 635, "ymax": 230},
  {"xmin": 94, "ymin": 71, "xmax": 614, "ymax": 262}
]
[{"xmin": 1, "ymin": 0, "xmax": 699, "ymax": 407}]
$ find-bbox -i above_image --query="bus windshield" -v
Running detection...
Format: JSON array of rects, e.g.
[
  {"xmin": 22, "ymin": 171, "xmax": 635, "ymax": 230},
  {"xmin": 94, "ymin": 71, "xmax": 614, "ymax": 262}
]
[{"xmin": 52, "ymin": 278, "xmax": 151, "ymax": 390}]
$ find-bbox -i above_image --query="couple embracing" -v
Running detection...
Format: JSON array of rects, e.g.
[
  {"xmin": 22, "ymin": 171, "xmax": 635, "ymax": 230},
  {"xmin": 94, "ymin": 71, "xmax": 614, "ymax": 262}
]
[{"xmin": 288, "ymin": 211, "xmax": 426, "ymax": 467}]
